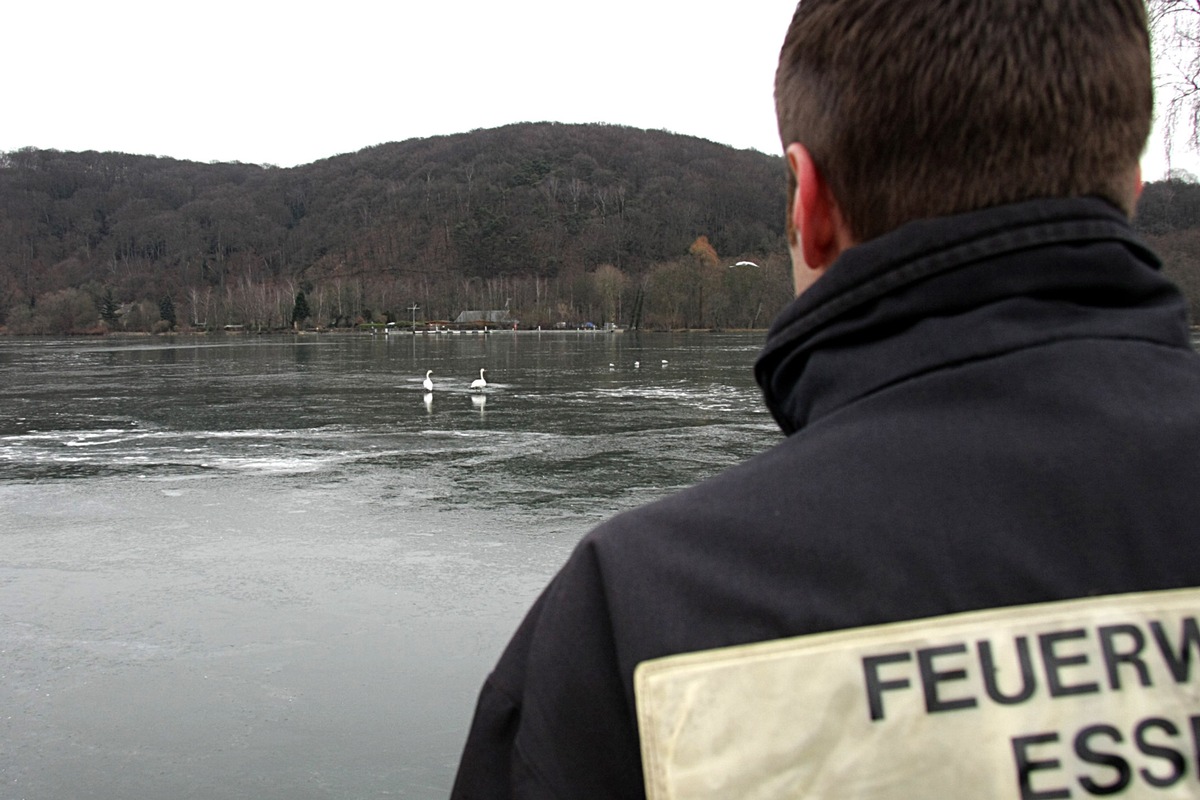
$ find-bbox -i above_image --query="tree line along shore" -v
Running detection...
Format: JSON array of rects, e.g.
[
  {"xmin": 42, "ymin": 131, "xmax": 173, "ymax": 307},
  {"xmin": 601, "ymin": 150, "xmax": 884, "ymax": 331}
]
[{"xmin": 1, "ymin": 122, "xmax": 1197, "ymax": 336}]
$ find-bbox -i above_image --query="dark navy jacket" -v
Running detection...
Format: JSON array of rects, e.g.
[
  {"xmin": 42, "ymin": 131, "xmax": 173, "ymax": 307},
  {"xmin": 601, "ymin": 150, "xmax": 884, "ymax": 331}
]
[{"xmin": 451, "ymin": 198, "xmax": 1200, "ymax": 798}]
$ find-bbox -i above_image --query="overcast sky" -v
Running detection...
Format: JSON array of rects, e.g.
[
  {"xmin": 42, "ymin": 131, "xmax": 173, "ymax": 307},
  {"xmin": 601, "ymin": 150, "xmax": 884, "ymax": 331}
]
[{"xmin": 4, "ymin": 1, "xmax": 1196, "ymax": 180}]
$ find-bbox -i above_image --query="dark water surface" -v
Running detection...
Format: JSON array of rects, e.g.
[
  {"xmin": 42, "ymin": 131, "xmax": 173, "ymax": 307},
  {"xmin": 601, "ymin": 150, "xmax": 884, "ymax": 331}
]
[{"xmin": 0, "ymin": 331, "xmax": 779, "ymax": 799}]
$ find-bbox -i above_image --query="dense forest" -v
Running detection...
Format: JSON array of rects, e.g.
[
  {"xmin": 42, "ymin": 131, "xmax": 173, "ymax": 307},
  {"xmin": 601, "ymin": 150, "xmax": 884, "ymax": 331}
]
[
  {"xmin": 1, "ymin": 122, "xmax": 1199, "ymax": 335},
  {"xmin": 0, "ymin": 123, "xmax": 792, "ymax": 334},
  {"xmin": 1137, "ymin": 174, "xmax": 1200, "ymax": 320}
]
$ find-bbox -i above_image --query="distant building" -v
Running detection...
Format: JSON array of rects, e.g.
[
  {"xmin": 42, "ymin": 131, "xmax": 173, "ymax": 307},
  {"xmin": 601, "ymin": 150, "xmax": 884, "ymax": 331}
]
[{"xmin": 454, "ymin": 310, "xmax": 517, "ymax": 327}]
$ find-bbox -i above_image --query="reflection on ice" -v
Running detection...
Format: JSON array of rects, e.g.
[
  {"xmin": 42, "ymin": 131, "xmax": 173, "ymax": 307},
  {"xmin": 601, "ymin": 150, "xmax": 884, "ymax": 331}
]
[{"xmin": 0, "ymin": 332, "xmax": 780, "ymax": 800}]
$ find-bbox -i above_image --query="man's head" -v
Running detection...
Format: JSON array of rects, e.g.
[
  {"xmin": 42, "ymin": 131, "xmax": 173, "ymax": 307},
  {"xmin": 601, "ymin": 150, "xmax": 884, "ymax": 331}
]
[{"xmin": 775, "ymin": 0, "xmax": 1152, "ymax": 283}]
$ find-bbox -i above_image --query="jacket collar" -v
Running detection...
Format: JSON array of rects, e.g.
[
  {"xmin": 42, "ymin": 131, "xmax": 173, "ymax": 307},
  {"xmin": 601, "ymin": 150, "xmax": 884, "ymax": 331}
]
[{"xmin": 754, "ymin": 197, "xmax": 1186, "ymax": 435}]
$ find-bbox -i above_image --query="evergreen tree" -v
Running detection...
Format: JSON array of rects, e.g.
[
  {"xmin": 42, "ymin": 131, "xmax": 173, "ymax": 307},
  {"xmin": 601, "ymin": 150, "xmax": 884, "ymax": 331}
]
[
  {"xmin": 291, "ymin": 291, "xmax": 311, "ymax": 328},
  {"xmin": 159, "ymin": 295, "xmax": 177, "ymax": 329},
  {"xmin": 101, "ymin": 288, "xmax": 120, "ymax": 326}
]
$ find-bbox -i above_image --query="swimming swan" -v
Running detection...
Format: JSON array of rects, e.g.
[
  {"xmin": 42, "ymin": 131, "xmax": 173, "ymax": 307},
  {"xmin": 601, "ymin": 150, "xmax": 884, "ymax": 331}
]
[
  {"xmin": 423, "ymin": 370, "xmax": 434, "ymax": 392},
  {"xmin": 470, "ymin": 368, "xmax": 488, "ymax": 390}
]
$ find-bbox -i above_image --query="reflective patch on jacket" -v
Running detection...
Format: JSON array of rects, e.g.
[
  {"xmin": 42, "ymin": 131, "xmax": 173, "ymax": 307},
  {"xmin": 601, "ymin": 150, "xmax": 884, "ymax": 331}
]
[{"xmin": 635, "ymin": 588, "xmax": 1200, "ymax": 799}]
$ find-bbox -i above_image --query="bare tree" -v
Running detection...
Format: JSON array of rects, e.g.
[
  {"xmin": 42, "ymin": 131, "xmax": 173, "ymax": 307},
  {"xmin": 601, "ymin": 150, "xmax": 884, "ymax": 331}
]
[
  {"xmin": 1150, "ymin": 0, "xmax": 1200, "ymax": 163},
  {"xmin": 187, "ymin": 285, "xmax": 212, "ymax": 329},
  {"xmin": 592, "ymin": 264, "xmax": 627, "ymax": 326}
]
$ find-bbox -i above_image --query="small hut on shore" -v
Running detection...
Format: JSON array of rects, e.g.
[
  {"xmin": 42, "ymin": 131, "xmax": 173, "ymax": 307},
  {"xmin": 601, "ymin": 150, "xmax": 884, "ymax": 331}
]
[{"xmin": 454, "ymin": 310, "xmax": 518, "ymax": 328}]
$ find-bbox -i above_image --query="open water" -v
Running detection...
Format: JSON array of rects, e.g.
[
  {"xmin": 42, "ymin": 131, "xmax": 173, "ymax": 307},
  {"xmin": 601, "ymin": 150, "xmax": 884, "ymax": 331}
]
[{"xmin": 0, "ymin": 331, "xmax": 779, "ymax": 799}]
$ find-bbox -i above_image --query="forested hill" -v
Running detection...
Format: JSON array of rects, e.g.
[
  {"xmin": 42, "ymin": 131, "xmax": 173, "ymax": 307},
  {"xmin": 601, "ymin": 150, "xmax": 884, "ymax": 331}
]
[
  {"xmin": 1134, "ymin": 178, "xmax": 1200, "ymax": 322},
  {"xmin": 2, "ymin": 123, "xmax": 1199, "ymax": 335},
  {"xmin": 0, "ymin": 123, "xmax": 794, "ymax": 333}
]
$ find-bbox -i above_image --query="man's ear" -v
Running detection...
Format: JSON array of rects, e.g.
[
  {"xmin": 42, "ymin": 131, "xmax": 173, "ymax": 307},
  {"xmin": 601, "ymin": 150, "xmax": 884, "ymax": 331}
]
[{"xmin": 786, "ymin": 143, "xmax": 848, "ymax": 273}]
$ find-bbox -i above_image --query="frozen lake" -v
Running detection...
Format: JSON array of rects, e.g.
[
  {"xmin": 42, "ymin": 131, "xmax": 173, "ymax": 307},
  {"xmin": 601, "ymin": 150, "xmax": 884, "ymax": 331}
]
[{"xmin": 0, "ymin": 331, "xmax": 780, "ymax": 799}]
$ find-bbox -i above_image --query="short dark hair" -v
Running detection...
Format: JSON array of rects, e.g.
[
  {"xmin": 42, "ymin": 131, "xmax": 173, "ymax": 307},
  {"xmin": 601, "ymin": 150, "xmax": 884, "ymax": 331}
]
[{"xmin": 775, "ymin": 0, "xmax": 1153, "ymax": 242}]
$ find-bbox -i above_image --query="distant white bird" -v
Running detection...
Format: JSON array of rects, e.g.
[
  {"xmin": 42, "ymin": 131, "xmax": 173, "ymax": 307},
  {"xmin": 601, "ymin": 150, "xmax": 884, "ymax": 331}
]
[
  {"xmin": 423, "ymin": 370, "xmax": 434, "ymax": 392},
  {"xmin": 609, "ymin": 363, "xmax": 615, "ymax": 370},
  {"xmin": 470, "ymin": 368, "xmax": 488, "ymax": 390},
  {"xmin": 661, "ymin": 360, "xmax": 669, "ymax": 366},
  {"xmin": 634, "ymin": 361, "xmax": 640, "ymax": 369}
]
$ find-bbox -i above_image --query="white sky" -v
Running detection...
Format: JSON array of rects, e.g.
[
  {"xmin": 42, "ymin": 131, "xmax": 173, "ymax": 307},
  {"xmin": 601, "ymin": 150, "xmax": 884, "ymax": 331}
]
[{"xmin": 3, "ymin": 1, "xmax": 1196, "ymax": 180}]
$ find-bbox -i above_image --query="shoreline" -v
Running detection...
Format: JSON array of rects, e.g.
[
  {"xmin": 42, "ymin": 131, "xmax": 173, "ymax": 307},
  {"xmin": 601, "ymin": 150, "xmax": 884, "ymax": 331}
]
[{"xmin": 0, "ymin": 327, "xmax": 772, "ymax": 338}]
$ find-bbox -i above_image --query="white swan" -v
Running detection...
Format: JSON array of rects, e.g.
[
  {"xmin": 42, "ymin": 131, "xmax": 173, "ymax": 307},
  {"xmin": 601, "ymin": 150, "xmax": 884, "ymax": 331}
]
[
  {"xmin": 470, "ymin": 368, "xmax": 488, "ymax": 390},
  {"xmin": 423, "ymin": 370, "xmax": 434, "ymax": 392}
]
